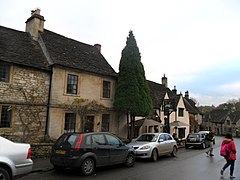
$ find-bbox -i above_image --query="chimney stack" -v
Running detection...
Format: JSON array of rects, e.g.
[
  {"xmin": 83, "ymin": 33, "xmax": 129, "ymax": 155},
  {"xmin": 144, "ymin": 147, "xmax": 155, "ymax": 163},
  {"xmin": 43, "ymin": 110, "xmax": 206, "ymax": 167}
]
[
  {"xmin": 94, "ymin": 44, "xmax": 101, "ymax": 52},
  {"xmin": 25, "ymin": 8, "xmax": 45, "ymax": 41},
  {"xmin": 162, "ymin": 74, "xmax": 168, "ymax": 88},
  {"xmin": 172, "ymin": 86, "xmax": 177, "ymax": 95},
  {"xmin": 185, "ymin": 91, "xmax": 189, "ymax": 99}
]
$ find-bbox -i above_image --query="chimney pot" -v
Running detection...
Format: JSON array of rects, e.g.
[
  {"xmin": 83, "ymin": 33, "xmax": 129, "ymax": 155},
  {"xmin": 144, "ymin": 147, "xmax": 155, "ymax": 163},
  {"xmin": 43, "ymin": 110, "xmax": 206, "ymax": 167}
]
[
  {"xmin": 31, "ymin": 8, "xmax": 41, "ymax": 15},
  {"xmin": 94, "ymin": 44, "xmax": 101, "ymax": 52}
]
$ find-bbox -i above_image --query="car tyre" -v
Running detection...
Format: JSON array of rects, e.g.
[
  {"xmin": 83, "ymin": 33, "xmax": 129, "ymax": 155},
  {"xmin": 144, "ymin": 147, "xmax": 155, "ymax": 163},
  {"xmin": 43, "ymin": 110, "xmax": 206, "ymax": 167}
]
[
  {"xmin": 185, "ymin": 145, "xmax": 189, "ymax": 149},
  {"xmin": 151, "ymin": 148, "xmax": 158, "ymax": 161},
  {"xmin": 0, "ymin": 167, "xmax": 10, "ymax": 180},
  {"xmin": 125, "ymin": 153, "xmax": 135, "ymax": 167},
  {"xmin": 81, "ymin": 158, "xmax": 95, "ymax": 176},
  {"xmin": 171, "ymin": 146, "xmax": 177, "ymax": 157}
]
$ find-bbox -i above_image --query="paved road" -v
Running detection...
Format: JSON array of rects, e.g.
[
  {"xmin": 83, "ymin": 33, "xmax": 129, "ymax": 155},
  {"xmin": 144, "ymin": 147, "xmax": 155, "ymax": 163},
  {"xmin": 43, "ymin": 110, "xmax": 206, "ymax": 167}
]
[{"xmin": 18, "ymin": 136, "xmax": 240, "ymax": 180}]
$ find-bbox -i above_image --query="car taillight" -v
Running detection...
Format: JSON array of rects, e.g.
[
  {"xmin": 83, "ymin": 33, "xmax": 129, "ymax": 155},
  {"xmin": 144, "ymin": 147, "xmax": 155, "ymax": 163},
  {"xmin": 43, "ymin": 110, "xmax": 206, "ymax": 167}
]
[
  {"xmin": 27, "ymin": 148, "xmax": 32, "ymax": 159},
  {"xmin": 74, "ymin": 134, "xmax": 83, "ymax": 150}
]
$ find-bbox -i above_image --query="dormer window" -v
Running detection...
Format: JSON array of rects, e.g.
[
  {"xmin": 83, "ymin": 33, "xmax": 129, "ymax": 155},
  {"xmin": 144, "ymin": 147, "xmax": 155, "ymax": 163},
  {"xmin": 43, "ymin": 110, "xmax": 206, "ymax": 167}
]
[{"xmin": 178, "ymin": 108, "xmax": 184, "ymax": 117}]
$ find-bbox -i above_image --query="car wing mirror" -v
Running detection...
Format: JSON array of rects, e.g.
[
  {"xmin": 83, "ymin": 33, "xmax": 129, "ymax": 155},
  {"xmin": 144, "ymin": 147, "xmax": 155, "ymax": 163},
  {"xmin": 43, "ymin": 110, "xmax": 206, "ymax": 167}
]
[{"xmin": 158, "ymin": 139, "xmax": 164, "ymax": 142}]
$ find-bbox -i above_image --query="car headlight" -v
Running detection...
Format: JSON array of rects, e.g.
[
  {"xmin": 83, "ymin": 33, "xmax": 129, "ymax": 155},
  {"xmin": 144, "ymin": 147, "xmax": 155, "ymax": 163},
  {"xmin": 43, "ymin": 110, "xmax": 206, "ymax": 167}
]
[{"xmin": 140, "ymin": 145, "xmax": 151, "ymax": 150}]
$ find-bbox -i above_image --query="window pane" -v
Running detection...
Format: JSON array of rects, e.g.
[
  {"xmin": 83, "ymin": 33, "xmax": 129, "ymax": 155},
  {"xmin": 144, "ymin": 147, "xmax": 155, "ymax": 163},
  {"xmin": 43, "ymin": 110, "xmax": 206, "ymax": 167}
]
[
  {"xmin": 64, "ymin": 113, "xmax": 76, "ymax": 132},
  {"xmin": 178, "ymin": 108, "xmax": 184, "ymax": 117},
  {"xmin": 85, "ymin": 135, "xmax": 91, "ymax": 145},
  {"xmin": 101, "ymin": 114, "xmax": 110, "ymax": 131},
  {"xmin": 103, "ymin": 80, "xmax": 110, "ymax": 98},
  {"xmin": 0, "ymin": 63, "xmax": 10, "ymax": 82},
  {"xmin": 0, "ymin": 106, "xmax": 11, "ymax": 128},
  {"xmin": 92, "ymin": 134, "xmax": 106, "ymax": 145},
  {"xmin": 67, "ymin": 74, "xmax": 78, "ymax": 94},
  {"xmin": 105, "ymin": 134, "xmax": 120, "ymax": 145}
]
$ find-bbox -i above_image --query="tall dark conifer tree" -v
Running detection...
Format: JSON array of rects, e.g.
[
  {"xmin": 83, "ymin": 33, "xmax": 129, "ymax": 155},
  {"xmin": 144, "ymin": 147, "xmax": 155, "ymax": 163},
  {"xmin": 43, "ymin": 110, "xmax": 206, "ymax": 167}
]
[{"xmin": 114, "ymin": 31, "xmax": 152, "ymax": 139}]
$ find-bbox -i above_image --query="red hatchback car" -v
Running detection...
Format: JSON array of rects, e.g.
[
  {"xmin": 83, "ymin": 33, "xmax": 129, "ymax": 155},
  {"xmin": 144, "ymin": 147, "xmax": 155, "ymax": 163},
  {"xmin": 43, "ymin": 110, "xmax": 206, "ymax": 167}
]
[{"xmin": 50, "ymin": 132, "xmax": 135, "ymax": 176}]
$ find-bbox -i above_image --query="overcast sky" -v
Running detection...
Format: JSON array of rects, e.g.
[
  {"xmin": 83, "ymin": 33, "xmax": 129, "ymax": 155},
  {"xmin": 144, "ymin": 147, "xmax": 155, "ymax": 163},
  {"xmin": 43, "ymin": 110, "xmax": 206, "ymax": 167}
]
[{"xmin": 1, "ymin": 0, "xmax": 240, "ymax": 106}]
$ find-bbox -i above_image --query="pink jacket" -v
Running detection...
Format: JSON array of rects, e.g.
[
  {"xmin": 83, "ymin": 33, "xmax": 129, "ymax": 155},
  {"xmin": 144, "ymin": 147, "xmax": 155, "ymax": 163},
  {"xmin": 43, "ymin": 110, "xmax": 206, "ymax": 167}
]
[{"xmin": 221, "ymin": 138, "xmax": 236, "ymax": 160}]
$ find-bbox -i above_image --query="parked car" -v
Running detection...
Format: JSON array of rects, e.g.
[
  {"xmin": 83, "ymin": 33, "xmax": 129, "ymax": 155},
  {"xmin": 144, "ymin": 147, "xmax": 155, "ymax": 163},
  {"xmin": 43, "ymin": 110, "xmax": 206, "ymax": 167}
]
[
  {"xmin": 185, "ymin": 132, "xmax": 210, "ymax": 149},
  {"xmin": 128, "ymin": 133, "xmax": 178, "ymax": 161},
  {"xmin": 199, "ymin": 131, "xmax": 215, "ymax": 144},
  {"xmin": 0, "ymin": 136, "xmax": 33, "ymax": 180},
  {"xmin": 50, "ymin": 132, "xmax": 135, "ymax": 176}
]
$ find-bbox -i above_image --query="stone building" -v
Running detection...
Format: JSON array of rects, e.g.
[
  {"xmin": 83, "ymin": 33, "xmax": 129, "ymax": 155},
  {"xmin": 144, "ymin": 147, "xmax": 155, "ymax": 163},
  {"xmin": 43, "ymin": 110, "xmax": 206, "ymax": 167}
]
[
  {"xmin": 0, "ymin": 9, "xmax": 119, "ymax": 142},
  {"xmin": 0, "ymin": 25, "xmax": 50, "ymax": 142},
  {"xmin": 204, "ymin": 109, "xmax": 240, "ymax": 136},
  {"xmin": 144, "ymin": 75, "xmax": 203, "ymax": 139},
  {"xmin": 26, "ymin": 9, "xmax": 119, "ymax": 140}
]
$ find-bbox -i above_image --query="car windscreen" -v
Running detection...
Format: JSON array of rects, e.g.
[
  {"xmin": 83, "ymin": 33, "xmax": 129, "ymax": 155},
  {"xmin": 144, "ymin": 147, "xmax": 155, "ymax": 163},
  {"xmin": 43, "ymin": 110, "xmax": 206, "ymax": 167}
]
[
  {"xmin": 136, "ymin": 134, "xmax": 157, "ymax": 142},
  {"xmin": 188, "ymin": 134, "xmax": 199, "ymax": 138}
]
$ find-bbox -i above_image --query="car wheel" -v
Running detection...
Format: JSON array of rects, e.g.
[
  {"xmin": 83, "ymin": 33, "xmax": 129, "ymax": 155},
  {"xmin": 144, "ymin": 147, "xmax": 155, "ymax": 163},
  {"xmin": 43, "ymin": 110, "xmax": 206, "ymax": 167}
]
[
  {"xmin": 185, "ymin": 145, "xmax": 189, "ymax": 149},
  {"xmin": 202, "ymin": 142, "xmax": 206, "ymax": 149},
  {"xmin": 171, "ymin": 146, "xmax": 177, "ymax": 157},
  {"xmin": 0, "ymin": 167, "xmax": 10, "ymax": 180},
  {"xmin": 125, "ymin": 153, "xmax": 135, "ymax": 167},
  {"xmin": 81, "ymin": 158, "xmax": 95, "ymax": 176},
  {"xmin": 151, "ymin": 148, "xmax": 158, "ymax": 161}
]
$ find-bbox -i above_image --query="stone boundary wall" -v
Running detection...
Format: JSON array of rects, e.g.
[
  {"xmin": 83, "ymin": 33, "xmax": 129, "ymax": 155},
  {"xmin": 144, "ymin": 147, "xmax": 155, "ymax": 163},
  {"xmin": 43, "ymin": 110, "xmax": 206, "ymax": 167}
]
[{"xmin": 31, "ymin": 143, "xmax": 53, "ymax": 159}]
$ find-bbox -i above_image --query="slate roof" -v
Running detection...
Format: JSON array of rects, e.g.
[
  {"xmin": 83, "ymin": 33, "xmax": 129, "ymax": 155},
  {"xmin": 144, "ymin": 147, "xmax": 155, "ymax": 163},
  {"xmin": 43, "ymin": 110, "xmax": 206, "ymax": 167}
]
[
  {"xmin": 147, "ymin": 80, "xmax": 202, "ymax": 118},
  {"xmin": 204, "ymin": 109, "xmax": 240, "ymax": 124},
  {"xmin": 135, "ymin": 118, "xmax": 162, "ymax": 129},
  {"xmin": 207, "ymin": 109, "xmax": 229, "ymax": 123},
  {"xmin": 184, "ymin": 98, "xmax": 202, "ymax": 115},
  {"xmin": 0, "ymin": 26, "xmax": 50, "ymax": 71},
  {"xmin": 135, "ymin": 118, "xmax": 145, "ymax": 128},
  {"xmin": 0, "ymin": 25, "xmax": 117, "ymax": 78},
  {"xmin": 40, "ymin": 29, "xmax": 117, "ymax": 77},
  {"xmin": 147, "ymin": 80, "xmax": 177, "ymax": 108},
  {"xmin": 229, "ymin": 111, "xmax": 240, "ymax": 124}
]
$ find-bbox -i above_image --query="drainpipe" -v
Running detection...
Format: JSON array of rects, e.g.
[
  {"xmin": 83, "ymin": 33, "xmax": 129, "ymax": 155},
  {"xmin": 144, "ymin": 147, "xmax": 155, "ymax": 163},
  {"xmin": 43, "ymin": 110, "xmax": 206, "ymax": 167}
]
[{"xmin": 45, "ymin": 66, "xmax": 53, "ymax": 137}]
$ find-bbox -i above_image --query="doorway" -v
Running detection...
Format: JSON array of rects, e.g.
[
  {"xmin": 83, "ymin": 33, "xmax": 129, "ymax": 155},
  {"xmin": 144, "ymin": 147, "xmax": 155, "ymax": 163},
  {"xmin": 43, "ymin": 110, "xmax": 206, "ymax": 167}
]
[{"xmin": 84, "ymin": 116, "xmax": 94, "ymax": 132}]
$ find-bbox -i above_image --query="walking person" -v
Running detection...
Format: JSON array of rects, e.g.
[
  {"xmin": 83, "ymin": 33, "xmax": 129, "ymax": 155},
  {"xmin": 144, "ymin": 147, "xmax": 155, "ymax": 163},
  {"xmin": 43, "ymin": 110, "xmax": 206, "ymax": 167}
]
[
  {"xmin": 220, "ymin": 133, "xmax": 236, "ymax": 179},
  {"xmin": 205, "ymin": 130, "xmax": 215, "ymax": 156}
]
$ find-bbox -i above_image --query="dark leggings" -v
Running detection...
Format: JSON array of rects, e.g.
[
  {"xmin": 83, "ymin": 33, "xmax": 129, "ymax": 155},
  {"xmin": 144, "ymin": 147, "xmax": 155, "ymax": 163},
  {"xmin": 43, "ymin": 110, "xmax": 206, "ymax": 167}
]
[{"xmin": 223, "ymin": 159, "xmax": 235, "ymax": 176}]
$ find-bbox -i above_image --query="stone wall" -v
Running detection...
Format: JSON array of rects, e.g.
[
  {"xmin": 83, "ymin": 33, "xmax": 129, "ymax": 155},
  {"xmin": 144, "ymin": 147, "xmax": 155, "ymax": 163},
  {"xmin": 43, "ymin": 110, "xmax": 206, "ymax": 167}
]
[
  {"xmin": 0, "ymin": 66, "xmax": 50, "ymax": 103},
  {"xmin": 0, "ymin": 65, "xmax": 50, "ymax": 143},
  {"xmin": 31, "ymin": 143, "xmax": 53, "ymax": 159}
]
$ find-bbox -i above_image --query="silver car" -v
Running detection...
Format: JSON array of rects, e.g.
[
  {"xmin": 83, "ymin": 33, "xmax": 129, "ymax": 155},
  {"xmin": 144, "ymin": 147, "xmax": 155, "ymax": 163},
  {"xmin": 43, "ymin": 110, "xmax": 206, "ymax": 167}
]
[
  {"xmin": 128, "ymin": 133, "xmax": 177, "ymax": 161},
  {"xmin": 0, "ymin": 136, "xmax": 33, "ymax": 179}
]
